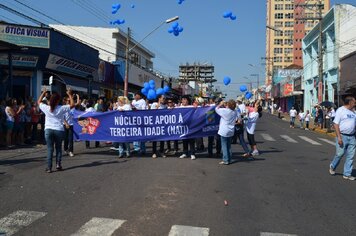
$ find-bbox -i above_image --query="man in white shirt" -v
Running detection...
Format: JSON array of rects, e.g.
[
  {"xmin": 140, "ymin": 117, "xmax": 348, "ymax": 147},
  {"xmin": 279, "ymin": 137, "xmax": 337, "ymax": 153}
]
[
  {"xmin": 329, "ymin": 96, "xmax": 356, "ymax": 181},
  {"xmin": 131, "ymin": 92, "xmax": 147, "ymax": 155},
  {"xmin": 289, "ymin": 107, "xmax": 297, "ymax": 128}
]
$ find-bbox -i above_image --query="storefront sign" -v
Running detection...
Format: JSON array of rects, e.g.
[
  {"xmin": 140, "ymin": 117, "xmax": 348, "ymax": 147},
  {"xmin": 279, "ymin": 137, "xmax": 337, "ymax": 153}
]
[
  {"xmin": 46, "ymin": 54, "xmax": 96, "ymax": 78},
  {"xmin": 0, "ymin": 24, "xmax": 50, "ymax": 48},
  {"xmin": 0, "ymin": 54, "xmax": 38, "ymax": 67},
  {"xmin": 283, "ymin": 83, "xmax": 294, "ymax": 96}
]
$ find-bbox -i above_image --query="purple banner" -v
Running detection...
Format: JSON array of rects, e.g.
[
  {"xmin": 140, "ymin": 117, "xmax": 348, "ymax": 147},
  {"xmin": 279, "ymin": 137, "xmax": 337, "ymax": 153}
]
[{"xmin": 73, "ymin": 106, "xmax": 220, "ymax": 142}]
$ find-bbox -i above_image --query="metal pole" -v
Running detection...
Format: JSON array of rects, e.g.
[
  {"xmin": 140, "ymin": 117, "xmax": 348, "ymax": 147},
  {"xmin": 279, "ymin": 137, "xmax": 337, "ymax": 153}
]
[
  {"xmin": 124, "ymin": 27, "xmax": 130, "ymax": 97},
  {"xmin": 8, "ymin": 51, "xmax": 13, "ymax": 98},
  {"xmin": 318, "ymin": 0, "xmax": 323, "ymax": 103}
]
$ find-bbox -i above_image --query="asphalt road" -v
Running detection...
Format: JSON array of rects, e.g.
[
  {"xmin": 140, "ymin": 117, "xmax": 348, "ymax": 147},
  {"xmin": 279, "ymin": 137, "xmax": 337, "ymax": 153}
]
[{"xmin": 0, "ymin": 113, "xmax": 355, "ymax": 236}]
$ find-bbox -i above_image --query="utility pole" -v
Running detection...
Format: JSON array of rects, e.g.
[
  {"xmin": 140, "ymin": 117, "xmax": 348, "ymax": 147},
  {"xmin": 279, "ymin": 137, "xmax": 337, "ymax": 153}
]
[
  {"xmin": 124, "ymin": 27, "xmax": 131, "ymax": 97},
  {"xmin": 296, "ymin": 0, "xmax": 324, "ymax": 103}
]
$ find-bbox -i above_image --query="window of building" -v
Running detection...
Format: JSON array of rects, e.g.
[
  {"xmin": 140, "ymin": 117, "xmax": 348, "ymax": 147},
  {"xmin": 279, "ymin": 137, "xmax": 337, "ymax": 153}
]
[
  {"xmin": 285, "ymin": 30, "xmax": 294, "ymax": 36},
  {"xmin": 285, "ymin": 13, "xmax": 294, "ymax": 19},
  {"xmin": 275, "ymin": 13, "xmax": 284, "ymax": 19},
  {"xmin": 284, "ymin": 48, "xmax": 293, "ymax": 54},
  {"xmin": 285, "ymin": 4, "xmax": 294, "ymax": 10},
  {"xmin": 274, "ymin": 39, "xmax": 283, "ymax": 45},
  {"xmin": 275, "ymin": 4, "xmax": 284, "ymax": 10},
  {"xmin": 274, "ymin": 21, "xmax": 284, "ymax": 27},
  {"xmin": 285, "ymin": 21, "xmax": 294, "ymax": 27},
  {"xmin": 284, "ymin": 39, "xmax": 293, "ymax": 45},
  {"xmin": 274, "ymin": 57, "xmax": 283, "ymax": 63},
  {"xmin": 274, "ymin": 30, "xmax": 283, "ymax": 36},
  {"xmin": 274, "ymin": 48, "xmax": 283, "ymax": 54},
  {"xmin": 284, "ymin": 57, "xmax": 293, "ymax": 63}
]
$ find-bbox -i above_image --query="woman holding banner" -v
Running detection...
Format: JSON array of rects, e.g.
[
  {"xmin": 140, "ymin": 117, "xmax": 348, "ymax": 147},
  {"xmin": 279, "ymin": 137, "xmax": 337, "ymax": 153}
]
[
  {"xmin": 215, "ymin": 99, "xmax": 238, "ymax": 165},
  {"xmin": 150, "ymin": 94, "xmax": 167, "ymax": 158},
  {"xmin": 37, "ymin": 88, "xmax": 74, "ymax": 173},
  {"xmin": 179, "ymin": 95, "xmax": 196, "ymax": 160},
  {"xmin": 116, "ymin": 96, "xmax": 132, "ymax": 158}
]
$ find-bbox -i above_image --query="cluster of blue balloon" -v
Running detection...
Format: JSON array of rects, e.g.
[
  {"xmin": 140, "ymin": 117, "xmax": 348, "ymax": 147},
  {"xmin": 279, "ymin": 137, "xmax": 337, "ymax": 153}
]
[
  {"xmin": 177, "ymin": 0, "xmax": 185, "ymax": 4},
  {"xmin": 141, "ymin": 80, "xmax": 171, "ymax": 100},
  {"xmin": 111, "ymin": 3, "xmax": 125, "ymax": 25},
  {"xmin": 168, "ymin": 22, "xmax": 184, "ymax": 37},
  {"xmin": 240, "ymin": 85, "xmax": 253, "ymax": 99},
  {"xmin": 131, "ymin": 4, "xmax": 135, "ymax": 8},
  {"xmin": 223, "ymin": 76, "xmax": 231, "ymax": 86},
  {"xmin": 223, "ymin": 11, "xmax": 237, "ymax": 20}
]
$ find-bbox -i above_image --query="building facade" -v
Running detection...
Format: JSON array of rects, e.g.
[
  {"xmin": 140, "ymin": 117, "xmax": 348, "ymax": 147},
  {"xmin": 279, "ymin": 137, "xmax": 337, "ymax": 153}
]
[
  {"xmin": 265, "ymin": 0, "xmax": 330, "ymax": 85},
  {"xmin": 178, "ymin": 63, "xmax": 215, "ymax": 97},
  {"xmin": 303, "ymin": 4, "xmax": 356, "ymax": 112}
]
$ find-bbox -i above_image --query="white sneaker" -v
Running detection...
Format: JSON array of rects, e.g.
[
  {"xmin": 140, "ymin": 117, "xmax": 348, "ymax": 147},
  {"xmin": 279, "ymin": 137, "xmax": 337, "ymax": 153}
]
[
  {"xmin": 179, "ymin": 154, "xmax": 187, "ymax": 159},
  {"xmin": 152, "ymin": 154, "xmax": 157, "ymax": 158},
  {"xmin": 69, "ymin": 152, "xmax": 74, "ymax": 157},
  {"xmin": 191, "ymin": 155, "xmax": 196, "ymax": 160},
  {"xmin": 343, "ymin": 175, "xmax": 355, "ymax": 181},
  {"xmin": 251, "ymin": 150, "xmax": 259, "ymax": 156}
]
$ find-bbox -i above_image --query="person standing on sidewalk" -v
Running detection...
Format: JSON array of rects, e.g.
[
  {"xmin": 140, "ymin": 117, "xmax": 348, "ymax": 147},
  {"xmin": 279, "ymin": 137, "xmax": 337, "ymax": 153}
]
[
  {"xmin": 289, "ymin": 107, "xmax": 297, "ymax": 128},
  {"xmin": 215, "ymin": 99, "xmax": 237, "ymax": 165},
  {"xmin": 329, "ymin": 96, "xmax": 356, "ymax": 181},
  {"xmin": 304, "ymin": 110, "xmax": 311, "ymax": 130},
  {"xmin": 37, "ymin": 88, "xmax": 74, "ymax": 173}
]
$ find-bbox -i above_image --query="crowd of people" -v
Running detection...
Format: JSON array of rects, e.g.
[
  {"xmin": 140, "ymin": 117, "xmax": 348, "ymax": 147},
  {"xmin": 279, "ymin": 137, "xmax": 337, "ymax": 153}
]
[{"xmin": 0, "ymin": 89, "xmax": 264, "ymax": 172}]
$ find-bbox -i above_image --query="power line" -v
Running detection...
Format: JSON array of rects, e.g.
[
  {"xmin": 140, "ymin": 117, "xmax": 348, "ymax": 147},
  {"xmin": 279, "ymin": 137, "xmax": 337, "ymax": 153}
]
[{"xmin": 0, "ymin": 3, "xmax": 47, "ymax": 27}]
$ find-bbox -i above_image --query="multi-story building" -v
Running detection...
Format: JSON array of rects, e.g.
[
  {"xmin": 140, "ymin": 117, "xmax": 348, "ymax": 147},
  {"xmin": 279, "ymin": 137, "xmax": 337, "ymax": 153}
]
[
  {"xmin": 178, "ymin": 63, "xmax": 215, "ymax": 97},
  {"xmin": 265, "ymin": 0, "xmax": 330, "ymax": 85},
  {"xmin": 303, "ymin": 4, "xmax": 356, "ymax": 112}
]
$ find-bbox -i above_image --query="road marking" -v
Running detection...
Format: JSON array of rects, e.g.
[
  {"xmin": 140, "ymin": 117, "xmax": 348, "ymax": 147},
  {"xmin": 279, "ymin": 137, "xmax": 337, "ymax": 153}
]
[
  {"xmin": 71, "ymin": 217, "xmax": 126, "ymax": 236},
  {"xmin": 280, "ymin": 135, "xmax": 298, "ymax": 143},
  {"xmin": 261, "ymin": 133, "xmax": 276, "ymax": 141},
  {"xmin": 0, "ymin": 210, "xmax": 47, "ymax": 236},
  {"xmin": 298, "ymin": 136, "xmax": 321, "ymax": 145},
  {"xmin": 168, "ymin": 225, "xmax": 209, "ymax": 236},
  {"xmin": 261, "ymin": 233, "xmax": 297, "ymax": 236},
  {"xmin": 318, "ymin": 138, "xmax": 335, "ymax": 145}
]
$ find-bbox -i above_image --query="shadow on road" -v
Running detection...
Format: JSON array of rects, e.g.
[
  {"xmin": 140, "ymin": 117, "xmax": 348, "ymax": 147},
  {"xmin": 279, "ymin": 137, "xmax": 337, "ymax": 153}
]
[
  {"xmin": 0, "ymin": 157, "xmax": 43, "ymax": 166},
  {"xmin": 63, "ymin": 160, "xmax": 127, "ymax": 171}
]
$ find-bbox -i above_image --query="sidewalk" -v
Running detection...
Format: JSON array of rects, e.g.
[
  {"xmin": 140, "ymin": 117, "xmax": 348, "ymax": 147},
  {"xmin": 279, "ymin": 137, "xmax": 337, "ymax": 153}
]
[{"xmin": 270, "ymin": 111, "xmax": 336, "ymax": 138}]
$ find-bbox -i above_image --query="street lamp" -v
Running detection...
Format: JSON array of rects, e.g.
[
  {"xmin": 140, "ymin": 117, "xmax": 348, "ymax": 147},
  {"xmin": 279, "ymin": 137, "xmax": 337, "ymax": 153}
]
[{"xmin": 124, "ymin": 16, "xmax": 179, "ymax": 96}]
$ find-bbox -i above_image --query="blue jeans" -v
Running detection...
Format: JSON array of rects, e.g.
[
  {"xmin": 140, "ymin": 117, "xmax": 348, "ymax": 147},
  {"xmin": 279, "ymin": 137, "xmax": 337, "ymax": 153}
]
[
  {"xmin": 118, "ymin": 143, "xmax": 130, "ymax": 156},
  {"xmin": 221, "ymin": 136, "xmax": 232, "ymax": 164},
  {"xmin": 238, "ymin": 132, "xmax": 250, "ymax": 154},
  {"xmin": 290, "ymin": 117, "xmax": 296, "ymax": 126},
  {"xmin": 330, "ymin": 135, "xmax": 355, "ymax": 177},
  {"xmin": 45, "ymin": 129, "xmax": 65, "ymax": 170},
  {"xmin": 64, "ymin": 125, "xmax": 74, "ymax": 152}
]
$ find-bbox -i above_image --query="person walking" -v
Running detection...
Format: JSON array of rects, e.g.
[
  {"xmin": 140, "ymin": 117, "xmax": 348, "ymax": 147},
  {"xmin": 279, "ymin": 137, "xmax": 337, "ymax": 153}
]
[
  {"xmin": 289, "ymin": 107, "xmax": 297, "ymax": 128},
  {"xmin": 37, "ymin": 88, "xmax": 74, "ymax": 173},
  {"xmin": 246, "ymin": 101, "xmax": 261, "ymax": 156},
  {"xmin": 329, "ymin": 96, "xmax": 356, "ymax": 181},
  {"xmin": 304, "ymin": 110, "xmax": 311, "ymax": 130},
  {"xmin": 179, "ymin": 95, "xmax": 196, "ymax": 160},
  {"xmin": 215, "ymin": 99, "xmax": 237, "ymax": 165},
  {"xmin": 63, "ymin": 94, "xmax": 80, "ymax": 157},
  {"xmin": 298, "ymin": 109, "xmax": 305, "ymax": 129}
]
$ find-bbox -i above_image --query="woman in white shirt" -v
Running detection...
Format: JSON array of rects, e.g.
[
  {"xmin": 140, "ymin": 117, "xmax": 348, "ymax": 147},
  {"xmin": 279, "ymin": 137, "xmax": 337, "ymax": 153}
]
[
  {"xmin": 246, "ymin": 101, "xmax": 261, "ymax": 156},
  {"xmin": 37, "ymin": 88, "xmax": 74, "ymax": 173},
  {"xmin": 150, "ymin": 94, "xmax": 167, "ymax": 158},
  {"xmin": 116, "ymin": 96, "xmax": 132, "ymax": 158},
  {"xmin": 215, "ymin": 99, "xmax": 238, "ymax": 165}
]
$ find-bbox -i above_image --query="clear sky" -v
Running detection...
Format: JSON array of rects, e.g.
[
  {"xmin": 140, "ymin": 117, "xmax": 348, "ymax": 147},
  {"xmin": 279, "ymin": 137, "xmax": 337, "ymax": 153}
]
[{"xmin": 1, "ymin": 0, "xmax": 355, "ymax": 98}]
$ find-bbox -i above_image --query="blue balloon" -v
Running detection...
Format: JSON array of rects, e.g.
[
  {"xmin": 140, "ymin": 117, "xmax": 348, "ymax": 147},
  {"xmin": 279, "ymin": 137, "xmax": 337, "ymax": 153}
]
[
  {"xmin": 173, "ymin": 31, "xmax": 179, "ymax": 36},
  {"xmin": 143, "ymin": 82, "xmax": 150, "ymax": 89},
  {"xmin": 156, "ymin": 88, "xmax": 164, "ymax": 96},
  {"xmin": 149, "ymin": 83, "xmax": 155, "ymax": 89},
  {"xmin": 168, "ymin": 28, "xmax": 174, "ymax": 33},
  {"xmin": 177, "ymin": 26, "xmax": 184, "ymax": 33},
  {"xmin": 223, "ymin": 76, "xmax": 231, "ymax": 86},
  {"xmin": 112, "ymin": 19, "xmax": 125, "ymax": 25},
  {"xmin": 131, "ymin": 4, "xmax": 135, "ymax": 8},
  {"xmin": 147, "ymin": 89, "xmax": 157, "ymax": 100},
  {"xmin": 112, "ymin": 4, "xmax": 121, "ymax": 14},
  {"xmin": 245, "ymin": 92, "xmax": 252, "ymax": 99},
  {"xmin": 172, "ymin": 22, "xmax": 179, "ymax": 29},
  {"xmin": 141, "ymin": 88, "xmax": 148, "ymax": 96},
  {"xmin": 230, "ymin": 15, "xmax": 237, "ymax": 20},
  {"xmin": 240, "ymin": 85, "xmax": 247, "ymax": 92},
  {"xmin": 163, "ymin": 85, "xmax": 170, "ymax": 93},
  {"xmin": 178, "ymin": 0, "xmax": 184, "ymax": 4},
  {"xmin": 223, "ymin": 11, "xmax": 232, "ymax": 18}
]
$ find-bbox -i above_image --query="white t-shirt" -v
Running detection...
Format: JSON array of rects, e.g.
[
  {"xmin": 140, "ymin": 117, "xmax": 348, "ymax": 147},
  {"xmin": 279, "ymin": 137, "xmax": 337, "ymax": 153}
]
[
  {"xmin": 150, "ymin": 102, "xmax": 167, "ymax": 110},
  {"xmin": 238, "ymin": 104, "xmax": 246, "ymax": 114},
  {"xmin": 289, "ymin": 109, "xmax": 297, "ymax": 117},
  {"xmin": 215, "ymin": 107, "xmax": 237, "ymax": 137},
  {"xmin": 305, "ymin": 114, "xmax": 311, "ymax": 122},
  {"xmin": 299, "ymin": 112, "xmax": 305, "ymax": 120},
  {"xmin": 246, "ymin": 111, "xmax": 259, "ymax": 134},
  {"xmin": 132, "ymin": 99, "xmax": 146, "ymax": 110},
  {"xmin": 5, "ymin": 106, "xmax": 14, "ymax": 122},
  {"xmin": 39, "ymin": 103, "xmax": 70, "ymax": 131},
  {"xmin": 116, "ymin": 104, "xmax": 132, "ymax": 111},
  {"xmin": 64, "ymin": 108, "xmax": 75, "ymax": 126},
  {"xmin": 333, "ymin": 106, "xmax": 356, "ymax": 135}
]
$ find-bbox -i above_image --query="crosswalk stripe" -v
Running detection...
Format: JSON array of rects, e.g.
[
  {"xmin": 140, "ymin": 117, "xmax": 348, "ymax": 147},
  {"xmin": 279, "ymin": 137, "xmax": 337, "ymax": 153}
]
[
  {"xmin": 280, "ymin": 135, "xmax": 298, "ymax": 143},
  {"xmin": 260, "ymin": 233, "xmax": 297, "ymax": 236},
  {"xmin": 0, "ymin": 210, "xmax": 47, "ymax": 236},
  {"xmin": 318, "ymin": 138, "xmax": 335, "ymax": 145},
  {"xmin": 168, "ymin": 225, "xmax": 209, "ymax": 236},
  {"xmin": 298, "ymin": 136, "xmax": 321, "ymax": 145},
  {"xmin": 260, "ymin": 133, "xmax": 276, "ymax": 141},
  {"xmin": 71, "ymin": 217, "xmax": 126, "ymax": 236}
]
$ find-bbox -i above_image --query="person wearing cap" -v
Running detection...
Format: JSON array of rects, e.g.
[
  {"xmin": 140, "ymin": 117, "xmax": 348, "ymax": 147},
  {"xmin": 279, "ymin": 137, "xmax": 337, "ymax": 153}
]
[{"xmin": 329, "ymin": 96, "xmax": 356, "ymax": 181}]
